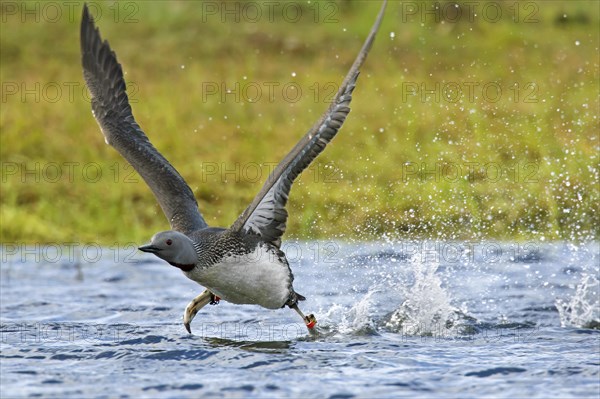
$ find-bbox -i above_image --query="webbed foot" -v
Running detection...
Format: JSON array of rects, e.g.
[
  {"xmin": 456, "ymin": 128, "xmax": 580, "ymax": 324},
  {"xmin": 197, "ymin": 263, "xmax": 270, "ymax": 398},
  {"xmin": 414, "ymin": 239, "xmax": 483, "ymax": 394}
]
[{"xmin": 183, "ymin": 289, "xmax": 214, "ymax": 334}]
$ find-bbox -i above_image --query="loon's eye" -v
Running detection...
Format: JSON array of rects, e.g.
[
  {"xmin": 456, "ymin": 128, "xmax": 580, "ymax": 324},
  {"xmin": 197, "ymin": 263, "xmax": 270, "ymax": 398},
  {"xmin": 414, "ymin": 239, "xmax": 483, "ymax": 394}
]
[{"xmin": 166, "ymin": 239, "xmax": 173, "ymax": 246}]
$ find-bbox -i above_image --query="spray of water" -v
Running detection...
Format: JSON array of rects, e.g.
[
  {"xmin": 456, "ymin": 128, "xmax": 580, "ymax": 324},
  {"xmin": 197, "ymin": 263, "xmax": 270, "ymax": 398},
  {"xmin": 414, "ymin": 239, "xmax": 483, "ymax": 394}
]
[
  {"xmin": 317, "ymin": 286, "xmax": 380, "ymax": 337},
  {"xmin": 383, "ymin": 256, "xmax": 462, "ymax": 336},
  {"xmin": 556, "ymin": 273, "xmax": 600, "ymax": 329},
  {"xmin": 318, "ymin": 247, "xmax": 466, "ymax": 337}
]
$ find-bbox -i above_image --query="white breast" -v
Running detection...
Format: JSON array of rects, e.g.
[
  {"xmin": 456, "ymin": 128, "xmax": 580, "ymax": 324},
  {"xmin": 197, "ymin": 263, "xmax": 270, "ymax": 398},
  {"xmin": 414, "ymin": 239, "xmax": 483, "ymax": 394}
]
[{"xmin": 186, "ymin": 244, "xmax": 292, "ymax": 309}]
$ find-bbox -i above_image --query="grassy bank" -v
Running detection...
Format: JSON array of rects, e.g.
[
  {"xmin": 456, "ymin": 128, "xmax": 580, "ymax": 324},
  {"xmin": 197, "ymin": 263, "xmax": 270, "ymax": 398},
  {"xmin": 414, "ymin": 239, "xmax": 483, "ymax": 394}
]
[{"xmin": 1, "ymin": 1, "xmax": 598, "ymax": 244}]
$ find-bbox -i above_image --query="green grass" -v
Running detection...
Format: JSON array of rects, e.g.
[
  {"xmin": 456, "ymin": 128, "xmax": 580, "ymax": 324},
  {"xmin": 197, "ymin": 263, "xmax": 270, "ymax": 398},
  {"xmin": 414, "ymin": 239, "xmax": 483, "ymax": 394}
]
[{"xmin": 1, "ymin": 1, "xmax": 598, "ymax": 244}]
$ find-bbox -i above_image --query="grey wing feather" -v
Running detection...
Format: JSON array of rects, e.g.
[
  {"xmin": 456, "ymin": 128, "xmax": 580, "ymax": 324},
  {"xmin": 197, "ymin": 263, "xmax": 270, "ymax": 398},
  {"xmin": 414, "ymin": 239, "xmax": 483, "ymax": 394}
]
[
  {"xmin": 80, "ymin": 5, "xmax": 207, "ymax": 234},
  {"xmin": 231, "ymin": 0, "xmax": 387, "ymax": 246},
  {"xmin": 240, "ymin": 78, "xmax": 357, "ymax": 247}
]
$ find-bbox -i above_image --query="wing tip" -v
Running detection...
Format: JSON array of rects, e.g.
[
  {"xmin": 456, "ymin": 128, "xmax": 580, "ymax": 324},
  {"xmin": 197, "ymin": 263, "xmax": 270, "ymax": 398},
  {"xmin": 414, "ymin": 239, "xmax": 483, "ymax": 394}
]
[
  {"xmin": 80, "ymin": 3, "xmax": 132, "ymax": 113},
  {"xmin": 80, "ymin": 3, "xmax": 94, "ymax": 50}
]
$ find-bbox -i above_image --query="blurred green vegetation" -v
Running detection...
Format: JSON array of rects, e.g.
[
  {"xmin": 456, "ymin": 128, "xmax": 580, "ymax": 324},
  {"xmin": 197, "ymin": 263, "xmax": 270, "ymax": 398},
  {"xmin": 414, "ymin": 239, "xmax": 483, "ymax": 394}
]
[{"xmin": 1, "ymin": 1, "xmax": 598, "ymax": 244}]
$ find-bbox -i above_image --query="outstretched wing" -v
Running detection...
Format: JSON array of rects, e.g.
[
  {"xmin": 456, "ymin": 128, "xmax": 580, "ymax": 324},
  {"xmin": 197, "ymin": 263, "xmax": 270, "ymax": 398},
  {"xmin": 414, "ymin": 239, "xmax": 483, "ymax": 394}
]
[
  {"xmin": 230, "ymin": 1, "xmax": 387, "ymax": 247},
  {"xmin": 80, "ymin": 5, "xmax": 207, "ymax": 235}
]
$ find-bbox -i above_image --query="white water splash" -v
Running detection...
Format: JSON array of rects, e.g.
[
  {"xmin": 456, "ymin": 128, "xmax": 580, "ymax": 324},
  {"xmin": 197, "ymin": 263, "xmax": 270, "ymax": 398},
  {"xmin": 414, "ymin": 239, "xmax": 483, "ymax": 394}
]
[
  {"xmin": 556, "ymin": 274, "xmax": 600, "ymax": 328},
  {"xmin": 319, "ymin": 287, "xmax": 380, "ymax": 335},
  {"xmin": 384, "ymin": 256, "xmax": 461, "ymax": 336},
  {"xmin": 315, "ymin": 242, "xmax": 470, "ymax": 337},
  {"xmin": 340, "ymin": 287, "xmax": 380, "ymax": 334}
]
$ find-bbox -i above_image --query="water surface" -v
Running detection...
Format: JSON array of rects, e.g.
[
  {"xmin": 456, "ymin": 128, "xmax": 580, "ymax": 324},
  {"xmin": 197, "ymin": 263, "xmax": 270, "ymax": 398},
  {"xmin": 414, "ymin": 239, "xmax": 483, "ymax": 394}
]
[{"xmin": 1, "ymin": 241, "xmax": 598, "ymax": 398}]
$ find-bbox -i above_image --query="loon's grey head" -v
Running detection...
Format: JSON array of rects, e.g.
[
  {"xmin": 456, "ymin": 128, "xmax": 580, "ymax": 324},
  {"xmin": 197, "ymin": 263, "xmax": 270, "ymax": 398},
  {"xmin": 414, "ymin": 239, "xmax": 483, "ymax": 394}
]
[{"xmin": 138, "ymin": 231, "xmax": 197, "ymax": 271}]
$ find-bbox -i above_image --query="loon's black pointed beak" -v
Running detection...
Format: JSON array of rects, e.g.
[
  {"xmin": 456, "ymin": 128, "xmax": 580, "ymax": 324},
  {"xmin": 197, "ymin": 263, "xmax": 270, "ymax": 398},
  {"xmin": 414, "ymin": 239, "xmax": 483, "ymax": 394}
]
[{"xmin": 138, "ymin": 244, "xmax": 160, "ymax": 254}]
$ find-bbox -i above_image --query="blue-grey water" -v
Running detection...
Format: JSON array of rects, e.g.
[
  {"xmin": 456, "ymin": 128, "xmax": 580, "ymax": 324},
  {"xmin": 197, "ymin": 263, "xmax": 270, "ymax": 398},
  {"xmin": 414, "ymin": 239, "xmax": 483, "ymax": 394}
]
[{"xmin": 1, "ymin": 241, "xmax": 599, "ymax": 398}]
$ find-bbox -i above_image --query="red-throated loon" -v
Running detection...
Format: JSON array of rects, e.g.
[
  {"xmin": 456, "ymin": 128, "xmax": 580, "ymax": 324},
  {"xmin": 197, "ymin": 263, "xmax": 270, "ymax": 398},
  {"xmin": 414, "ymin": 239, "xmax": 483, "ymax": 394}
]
[{"xmin": 80, "ymin": 1, "xmax": 386, "ymax": 334}]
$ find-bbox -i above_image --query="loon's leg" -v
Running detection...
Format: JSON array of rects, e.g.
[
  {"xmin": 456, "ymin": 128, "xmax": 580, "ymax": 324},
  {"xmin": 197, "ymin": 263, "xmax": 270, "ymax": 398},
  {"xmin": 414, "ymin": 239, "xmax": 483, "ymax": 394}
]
[
  {"xmin": 183, "ymin": 289, "xmax": 219, "ymax": 334},
  {"xmin": 290, "ymin": 303, "xmax": 317, "ymax": 330}
]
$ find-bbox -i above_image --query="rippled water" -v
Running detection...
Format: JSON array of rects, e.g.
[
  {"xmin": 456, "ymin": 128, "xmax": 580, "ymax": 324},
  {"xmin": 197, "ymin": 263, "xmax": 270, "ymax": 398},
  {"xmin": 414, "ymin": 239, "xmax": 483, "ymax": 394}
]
[{"xmin": 1, "ymin": 241, "xmax": 599, "ymax": 398}]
